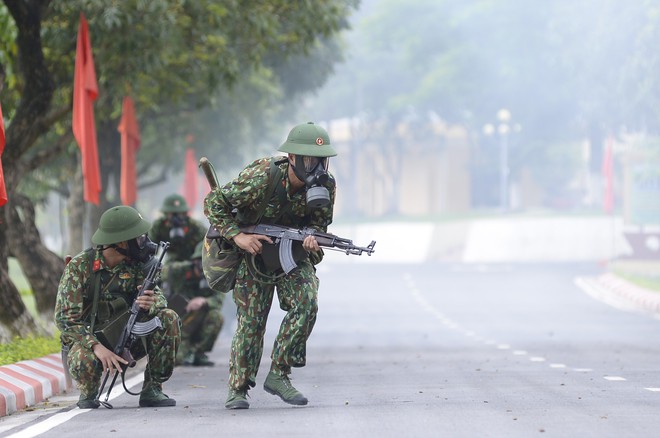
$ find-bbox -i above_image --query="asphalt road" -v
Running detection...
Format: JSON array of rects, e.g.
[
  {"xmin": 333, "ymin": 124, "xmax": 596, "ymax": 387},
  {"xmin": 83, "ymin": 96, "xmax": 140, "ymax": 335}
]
[{"xmin": 2, "ymin": 260, "xmax": 660, "ymax": 438}]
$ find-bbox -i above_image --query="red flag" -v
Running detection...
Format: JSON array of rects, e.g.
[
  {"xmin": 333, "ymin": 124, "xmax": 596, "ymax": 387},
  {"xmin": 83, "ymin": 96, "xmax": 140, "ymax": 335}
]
[
  {"xmin": 72, "ymin": 13, "xmax": 101, "ymax": 205},
  {"xmin": 118, "ymin": 96, "xmax": 141, "ymax": 206},
  {"xmin": 0, "ymin": 102, "xmax": 6, "ymax": 207},
  {"xmin": 602, "ymin": 135, "xmax": 614, "ymax": 214},
  {"xmin": 181, "ymin": 148, "xmax": 198, "ymax": 211}
]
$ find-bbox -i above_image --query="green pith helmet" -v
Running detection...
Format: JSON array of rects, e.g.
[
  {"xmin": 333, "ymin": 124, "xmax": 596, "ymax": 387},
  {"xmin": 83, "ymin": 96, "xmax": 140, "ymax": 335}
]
[
  {"xmin": 192, "ymin": 241, "xmax": 203, "ymax": 260},
  {"xmin": 278, "ymin": 122, "xmax": 337, "ymax": 157},
  {"xmin": 161, "ymin": 194, "xmax": 189, "ymax": 213},
  {"xmin": 91, "ymin": 206, "xmax": 151, "ymax": 246}
]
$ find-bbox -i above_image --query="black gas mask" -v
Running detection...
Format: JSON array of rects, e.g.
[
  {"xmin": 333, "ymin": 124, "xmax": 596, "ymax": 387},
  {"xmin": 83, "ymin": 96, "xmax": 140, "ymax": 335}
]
[
  {"xmin": 168, "ymin": 213, "xmax": 186, "ymax": 240},
  {"xmin": 127, "ymin": 233, "xmax": 158, "ymax": 264},
  {"xmin": 291, "ymin": 155, "xmax": 331, "ymax": 208}
]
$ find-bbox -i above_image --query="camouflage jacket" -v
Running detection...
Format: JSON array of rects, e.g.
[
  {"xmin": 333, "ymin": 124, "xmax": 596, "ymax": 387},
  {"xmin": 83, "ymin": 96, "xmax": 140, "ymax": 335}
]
[
  {"xmin": 54, "ymin": 249, "xmax": 168, "ymax": 350},
  {"xmin": 203, "ymin": 156, "xmax": 335, "ymax": 241},
  {"xmin": 162, "ymin": 260, "xmax": 224, "ymax": 309},
  {"xmin": 149, "ymin": 215, "xmax": 206, "ymax": 262}
]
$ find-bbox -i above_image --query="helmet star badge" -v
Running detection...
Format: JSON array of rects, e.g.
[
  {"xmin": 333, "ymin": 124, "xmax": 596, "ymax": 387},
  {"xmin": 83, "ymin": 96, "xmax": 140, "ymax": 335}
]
[{"xmin": 316, "ymin": 137, "xmax": 324, "ymax": 145}]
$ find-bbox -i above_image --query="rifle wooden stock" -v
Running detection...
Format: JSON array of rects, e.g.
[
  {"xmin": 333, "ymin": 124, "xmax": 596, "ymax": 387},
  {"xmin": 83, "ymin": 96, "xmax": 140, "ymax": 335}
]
[{"xmin": 199, "ymin": 157, "xmax": 218, "ymax": 189}]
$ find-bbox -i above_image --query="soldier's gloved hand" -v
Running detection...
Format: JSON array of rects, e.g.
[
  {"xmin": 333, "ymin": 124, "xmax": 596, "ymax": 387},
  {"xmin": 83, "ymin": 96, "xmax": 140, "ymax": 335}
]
[
  {"xmin": 186, "ymin": 297, "xmax": 207, "ymax": 313},
  {"xmin": 92, "ymin": 343, "xmax": 128, "ymax": 373},
  {"xmin": 233, "ymin": 232, "xmax": 273, "ymax": 255}
]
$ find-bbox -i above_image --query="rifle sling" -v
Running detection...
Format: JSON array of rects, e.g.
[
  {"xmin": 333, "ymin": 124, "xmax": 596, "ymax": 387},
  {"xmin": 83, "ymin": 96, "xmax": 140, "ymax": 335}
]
[{"xmin": 88, "ymin": 252, "xmax": 119, "ymax": 334}]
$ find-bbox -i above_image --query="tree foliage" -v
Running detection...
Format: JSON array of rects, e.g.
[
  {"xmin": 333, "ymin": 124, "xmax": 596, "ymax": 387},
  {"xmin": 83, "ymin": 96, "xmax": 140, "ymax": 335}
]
[
  {"xmin": 305, "ymin": 0, "xmax": 660, "ymax": 204},
  {"xmin": 0, "ymin": 0, "xmax": 358, "ymax": 339}
]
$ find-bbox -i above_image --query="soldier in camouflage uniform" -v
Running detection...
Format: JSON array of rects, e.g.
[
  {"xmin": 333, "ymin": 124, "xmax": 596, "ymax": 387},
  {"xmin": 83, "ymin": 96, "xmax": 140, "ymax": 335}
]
[
  {"xmin": 167, "ymin": 241, "xmax": 225, "ymax": 367},
  {"xmin": 149, "ymin": 194, "xmax": 206, "ymax": 263},
  {"xmin": 55, "ymin": 206, "xmax": 181, "ymax": 409},
  {"xmin": 203, "ymin": 122, "xmax": 337, "ymax": 409}
]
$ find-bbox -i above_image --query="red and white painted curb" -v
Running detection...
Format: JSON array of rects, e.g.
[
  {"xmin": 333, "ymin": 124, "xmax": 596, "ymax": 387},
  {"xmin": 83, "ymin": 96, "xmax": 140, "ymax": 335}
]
[
  {"xmin": 0, "ymin": 353, "xmax": 71, "ymax": 417},
  {"xmin": 597, "ymin": 273, "xmax": 660, "ymax": 313},
  {"xmin": 576, "ymin": 273, "xmax": 660, "ymax": 315}
]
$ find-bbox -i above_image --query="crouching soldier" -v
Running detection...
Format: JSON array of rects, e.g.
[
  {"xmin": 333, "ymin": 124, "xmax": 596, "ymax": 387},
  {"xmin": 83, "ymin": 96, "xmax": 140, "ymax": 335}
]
[
  {"xmin": 55, "ymin": 206, "xmax": 181, "ymax": 409},
  {"xmin": 166, "ymin": 241, "xmax": 225, "ymax": 367}
]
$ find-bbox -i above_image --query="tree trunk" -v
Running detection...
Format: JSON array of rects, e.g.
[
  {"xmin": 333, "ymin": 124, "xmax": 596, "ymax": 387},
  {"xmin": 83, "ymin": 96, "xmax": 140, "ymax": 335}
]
[
  {"xmin": 0, "ymin": 0, "xmax": 56, "ymax": 338},
  {"xmin": 67, "ymin": 163, "xmax": 85, "ymax": 256},
  {"xmin": 7, "ymin": 194, "xmax": 63, "ymax": 332},
  {"xmin": 0, "ymin": 207, "xmax": 41, "ymax": 342}
]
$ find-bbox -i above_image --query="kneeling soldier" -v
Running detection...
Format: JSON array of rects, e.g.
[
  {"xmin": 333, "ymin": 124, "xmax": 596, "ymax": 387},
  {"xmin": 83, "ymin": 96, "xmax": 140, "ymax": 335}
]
[
  {"xmin": 167, "ymin": 241, "xmax": 225, "ymax": 367},
  {"xmin": 55, "ymin": 206, "xmax": 181, "ymax": 409}
]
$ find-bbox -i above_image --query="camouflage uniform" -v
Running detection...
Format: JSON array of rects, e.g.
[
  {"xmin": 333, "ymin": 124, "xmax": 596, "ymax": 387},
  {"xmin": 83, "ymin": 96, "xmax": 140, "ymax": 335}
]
[
  {"xmin": 149, "ymin": 215, "xmax": 206, "ymax": 262},
  {"xmin": 165, "ymin": 258, "xmax": 225, "ymax": 364},
  {"xmin": 203, "ymin": 157, "xmax": 335, "ymax": 391},
  {"xmin": 55, "ymin": 249, "xmax": 180, "ymax": 398}
]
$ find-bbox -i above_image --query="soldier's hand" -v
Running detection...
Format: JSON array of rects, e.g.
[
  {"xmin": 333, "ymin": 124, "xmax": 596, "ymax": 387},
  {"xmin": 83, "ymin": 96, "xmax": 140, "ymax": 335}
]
[
  {"xmin": 92, "ymin": 343, "xmax": 128, "ymax": 373},
  {"xmin": 233, "ymin": 232, "xmax": 273, "ymax": 255},
  {"xmin": 303, "ymin": 235, "xmax": 320, "ymax": 252},
  {"xmin": 135, "ymin": 288, "xmax": 156, "ymax": 311},
  {"xmin": 186, "ymin": 297, "xmax": 207, "ymax": 312}
]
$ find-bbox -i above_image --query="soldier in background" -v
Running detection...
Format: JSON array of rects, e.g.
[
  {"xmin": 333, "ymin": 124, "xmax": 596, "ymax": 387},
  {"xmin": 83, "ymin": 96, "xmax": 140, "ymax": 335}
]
[
  {"xmin": 166, "ymin": 241, "xmax": 225, "ymax": 367},
  {"xmin": 149, "ymin": 194, "xmax": 206, "ymax": 263}
]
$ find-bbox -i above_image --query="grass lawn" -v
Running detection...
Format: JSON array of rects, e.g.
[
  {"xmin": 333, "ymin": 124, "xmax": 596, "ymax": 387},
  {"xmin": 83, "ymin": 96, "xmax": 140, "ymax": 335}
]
[
  {"xmin": 3, "ymin": 258, "xmax": 60, "ymax": 365},
  {"xmin": 609, "ymin": 259, "xmax": 660, "ymax": 292}
]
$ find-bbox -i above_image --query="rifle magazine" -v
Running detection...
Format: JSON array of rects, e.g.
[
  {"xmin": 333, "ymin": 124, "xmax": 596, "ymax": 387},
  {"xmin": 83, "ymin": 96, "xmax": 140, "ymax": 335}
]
[{"xmin": 131, "ymin": 317, "xmax": 163, "ymax": 337}]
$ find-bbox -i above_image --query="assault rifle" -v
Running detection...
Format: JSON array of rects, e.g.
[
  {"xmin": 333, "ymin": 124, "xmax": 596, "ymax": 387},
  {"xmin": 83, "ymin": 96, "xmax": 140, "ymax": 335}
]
[
  {"xmin": 240, "ymin": 223, "xmax": 376, "ymax": 275},
  {"xmin": 94, "ymin": 241, "xmax": 169, "ymax": 408}
]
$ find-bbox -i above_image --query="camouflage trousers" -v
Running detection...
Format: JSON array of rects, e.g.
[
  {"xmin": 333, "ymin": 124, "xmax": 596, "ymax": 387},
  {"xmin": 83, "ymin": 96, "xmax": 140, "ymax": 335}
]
[
  {"xmin": 228, "ymin": 258, "xmax": 319, "ymax": 390},
  {"xmin": 67, "ymin": 308, "xmax": 181, "ymax": 396},
  {"xmin": 176, "ymin": 307, "xmax": 224, "ymax": 362}
]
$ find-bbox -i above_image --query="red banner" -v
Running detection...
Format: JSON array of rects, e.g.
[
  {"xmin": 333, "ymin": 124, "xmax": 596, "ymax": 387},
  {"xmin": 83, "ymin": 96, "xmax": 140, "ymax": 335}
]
[
  {"xmin": 0, "ymin": 102, "xmax": 6, "ymax": 207},
  {"xmin": 182, "ymin": 148, "xmax": 198, "ymax": 211},
  {"xmin": 118, "ymin": 96, "xmax": 141, "ymax": 206},
  {"xmin": 72, "ymin": 13, "xmax": 101, "ymax": 205}
]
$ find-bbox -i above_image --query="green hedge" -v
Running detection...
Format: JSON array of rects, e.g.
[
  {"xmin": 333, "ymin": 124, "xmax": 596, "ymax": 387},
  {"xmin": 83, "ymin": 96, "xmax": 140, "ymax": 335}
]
[{"xmin": 0, "ymin": 334, "xmax": 62, "ymax": 366}]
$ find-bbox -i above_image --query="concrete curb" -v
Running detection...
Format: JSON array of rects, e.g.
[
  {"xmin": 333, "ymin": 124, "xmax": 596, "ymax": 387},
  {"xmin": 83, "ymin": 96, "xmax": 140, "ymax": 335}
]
[
  {"xmin": 596, "ymin": 273, "xmax": 660, "ymax": 314},
  {"xmin": 0, "ymin": 353, "xmax": 71, "ymax": 417}
]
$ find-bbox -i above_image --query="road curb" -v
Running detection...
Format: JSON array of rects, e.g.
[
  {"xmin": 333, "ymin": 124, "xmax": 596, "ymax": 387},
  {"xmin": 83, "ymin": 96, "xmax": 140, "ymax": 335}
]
[
  {"xmin": 596, "ymin": 273, "xmax": 660, "ymax": 314},
  {"xmin": 0, "ymin": 353, "xmax": 71, "ymax": 417}
]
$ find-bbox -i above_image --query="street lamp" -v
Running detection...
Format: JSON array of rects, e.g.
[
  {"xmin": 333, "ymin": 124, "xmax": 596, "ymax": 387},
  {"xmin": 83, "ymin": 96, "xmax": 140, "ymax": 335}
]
[
  {"xmin": 497, "ymin": 109, "xmax": 511, "ymax": 212},
  {"xmin": 482, "ymin": 108, "xmax": 513, "ymax": 212}
]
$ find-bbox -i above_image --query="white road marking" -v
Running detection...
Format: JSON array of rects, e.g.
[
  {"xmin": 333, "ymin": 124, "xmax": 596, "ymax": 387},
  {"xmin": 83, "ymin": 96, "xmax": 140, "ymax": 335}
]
[
  {"xmin": 5, "ymin": 374, "xmax": 144, "ymax": 438},
  {"xmin": 405, "ymin": 273, "xmax": 650, "ymax": 394}
]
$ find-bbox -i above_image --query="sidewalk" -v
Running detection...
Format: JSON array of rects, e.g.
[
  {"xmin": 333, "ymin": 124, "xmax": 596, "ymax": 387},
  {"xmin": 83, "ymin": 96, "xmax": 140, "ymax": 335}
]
[{"xmin": 0, "ymin": 353, "xmax": 70, "ymax": 417}]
